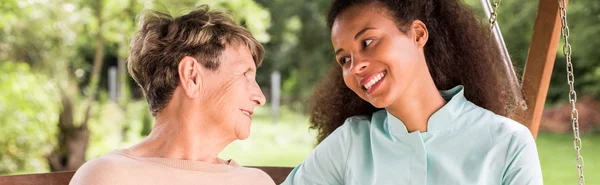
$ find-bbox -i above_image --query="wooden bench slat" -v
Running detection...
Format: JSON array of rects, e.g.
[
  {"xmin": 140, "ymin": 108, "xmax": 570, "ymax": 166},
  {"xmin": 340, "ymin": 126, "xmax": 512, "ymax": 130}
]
[{"xmin": 0, "ymin": 171, "xmax": 75, "ymax": 185}]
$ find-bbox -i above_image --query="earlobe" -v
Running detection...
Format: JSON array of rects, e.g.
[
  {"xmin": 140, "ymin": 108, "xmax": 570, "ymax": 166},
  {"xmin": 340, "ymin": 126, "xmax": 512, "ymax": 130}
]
[
  {"xmin": 187, "ymin": 80, "xmax": 196, "ymax": 97},
  {"xmin": 191, "ymin": 64, "xmax": 203, "ymax": 98},
  {"xmin": 178, "ymin": 56, "xmax": 202, "ymax": 98}
]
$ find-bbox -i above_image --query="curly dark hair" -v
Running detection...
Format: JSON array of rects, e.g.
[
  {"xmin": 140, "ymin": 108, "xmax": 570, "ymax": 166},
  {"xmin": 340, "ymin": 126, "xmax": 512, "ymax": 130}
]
[{"xmin": 309, "ymin": 0, "xmax": 517, "ymax": 143}]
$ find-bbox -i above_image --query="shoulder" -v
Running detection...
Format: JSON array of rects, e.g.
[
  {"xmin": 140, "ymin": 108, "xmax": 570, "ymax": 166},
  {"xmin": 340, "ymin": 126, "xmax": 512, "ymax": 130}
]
[
  {"xmin": 237, "ymin": 167, "xmax": 276, "ymax": 185},
  {"xmin": 73, "ymin": 152, "xmax": 127, "ymax": 175},
  {"xmin": 486, "ymin": 111, "xmax": 532, "ymax": 141},
  {"xmin": 307, "ymin": 111, "xmax": 379, "ymax": 163},
  {"xmin": 462, "ymin": 102, "xmax": 532, "ymax": 138},
  {"xmin": 460, "ymin": 102, "xmax": 537, "ymax": 150},
  {"xmin": 319, "ymin": 111, "xmax": 378, "ymax": 147},
  {"xmin": 342, "ymin": 109, "xmax": 384, "ymax": 134},
  {"xmin": 317, "ymin": 110, "xmax": 385, "ymax": 153},
  {"xmin": 343, "ymin": 116, "xmax": 370, "ymax": 132},
  {"xmin": 69, "ymin": 151, "xmax": 135, "ymax": 185}
]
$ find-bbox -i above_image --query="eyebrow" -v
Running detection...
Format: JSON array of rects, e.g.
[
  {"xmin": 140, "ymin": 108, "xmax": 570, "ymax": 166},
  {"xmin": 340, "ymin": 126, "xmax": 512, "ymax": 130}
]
[{"xmin": 334, "ymin": 27, "xmax": 376, "ymax": 56}]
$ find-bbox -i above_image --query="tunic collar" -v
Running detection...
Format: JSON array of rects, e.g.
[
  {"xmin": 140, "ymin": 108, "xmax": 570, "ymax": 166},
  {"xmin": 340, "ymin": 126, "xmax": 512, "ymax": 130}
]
[{"xmin": 384, "ymin": 85, "xmax": 468, "ymax": 134}]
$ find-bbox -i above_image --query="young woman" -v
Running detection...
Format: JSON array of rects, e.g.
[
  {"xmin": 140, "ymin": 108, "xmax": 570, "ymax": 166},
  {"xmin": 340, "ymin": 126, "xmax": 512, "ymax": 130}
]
[{"xmin": 282, "ymin": 0, "xmax": 542, "ymax": 184}]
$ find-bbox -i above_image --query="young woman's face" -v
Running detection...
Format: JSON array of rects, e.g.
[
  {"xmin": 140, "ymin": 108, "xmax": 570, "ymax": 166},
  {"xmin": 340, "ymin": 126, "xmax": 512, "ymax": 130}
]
[{"xmin": 331, "ymin": 4, "xmax": 428, "ymax": 108}]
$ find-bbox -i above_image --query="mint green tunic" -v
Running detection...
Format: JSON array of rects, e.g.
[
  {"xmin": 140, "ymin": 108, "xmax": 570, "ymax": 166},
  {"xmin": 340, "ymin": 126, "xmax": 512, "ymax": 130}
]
[{"xmin": 282, "ymin": 86, "xmax": 543, "ymax": 185}]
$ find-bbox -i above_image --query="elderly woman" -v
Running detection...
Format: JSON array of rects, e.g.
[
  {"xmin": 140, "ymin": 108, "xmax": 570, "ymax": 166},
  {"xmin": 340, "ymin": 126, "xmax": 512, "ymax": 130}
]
[{"xmin": 69, "ymin": 5, "xmax": 275, "ymax": 185}]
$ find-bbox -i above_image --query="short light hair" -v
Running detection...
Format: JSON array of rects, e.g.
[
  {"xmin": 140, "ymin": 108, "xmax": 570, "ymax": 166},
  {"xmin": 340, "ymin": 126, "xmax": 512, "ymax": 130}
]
[{"xmin": 128, "ymin": 5, "xmax": 264, "ymax": 116}]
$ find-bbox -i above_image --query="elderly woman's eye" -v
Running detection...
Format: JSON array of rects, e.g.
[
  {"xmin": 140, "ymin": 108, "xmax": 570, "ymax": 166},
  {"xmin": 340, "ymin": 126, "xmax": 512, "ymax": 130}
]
[
  {"xmin": 244, "ymin": 71, "xmax": 256, "ymax": 79},
  {"xmin": 362, "ymin": 39, "xmax": 373, "ymax": 48}
]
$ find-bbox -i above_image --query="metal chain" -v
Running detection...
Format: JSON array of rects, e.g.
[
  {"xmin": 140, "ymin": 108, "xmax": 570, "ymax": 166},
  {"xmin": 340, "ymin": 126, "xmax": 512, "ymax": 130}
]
[
  {"xmin": 489, "ymin": 0, "xmax": 501, "ymax": 29},
  {"xmin": 558, "ymin": 0, "xmax": 585, "ymax": 184}
]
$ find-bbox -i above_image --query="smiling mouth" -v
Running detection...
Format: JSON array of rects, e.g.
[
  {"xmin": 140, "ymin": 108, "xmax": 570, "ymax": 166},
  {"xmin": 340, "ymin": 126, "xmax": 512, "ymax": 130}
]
[
  {"xmin": 240, "ymin": 109, "xmax": 253, "ymax": 118},
  {"xmin": 362, "ymin": 71, "xmax": 387, "ymax": 91}
]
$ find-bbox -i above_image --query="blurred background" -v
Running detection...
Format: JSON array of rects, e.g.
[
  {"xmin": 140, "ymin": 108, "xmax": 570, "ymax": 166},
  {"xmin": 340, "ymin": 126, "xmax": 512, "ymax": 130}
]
[{"xmin": 0, "ymin": 0, "xmax": 598, "ymax": 184}]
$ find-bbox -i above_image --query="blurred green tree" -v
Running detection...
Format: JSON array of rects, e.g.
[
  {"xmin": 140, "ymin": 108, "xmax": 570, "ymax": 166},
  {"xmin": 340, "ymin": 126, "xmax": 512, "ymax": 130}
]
[{"xmin": 0, "ymin": 62, "xmax": 59, "ymax": 174}]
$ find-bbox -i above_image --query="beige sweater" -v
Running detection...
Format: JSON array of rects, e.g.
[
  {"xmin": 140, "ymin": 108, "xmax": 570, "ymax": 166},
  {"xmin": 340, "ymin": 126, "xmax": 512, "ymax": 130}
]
[{"xmin": 69, "ymin": 149, "xmax": 276, "ymax": 185}]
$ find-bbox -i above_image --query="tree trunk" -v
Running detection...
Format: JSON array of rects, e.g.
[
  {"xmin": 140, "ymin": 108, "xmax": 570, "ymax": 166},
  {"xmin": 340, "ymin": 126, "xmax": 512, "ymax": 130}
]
[
  {"xmin": 47, "ymin": 0, "xmax": 104, "ymax": 171},
  {"xmin": 47, "ymin": 95, "xmax": 90, "ymax": 171}
]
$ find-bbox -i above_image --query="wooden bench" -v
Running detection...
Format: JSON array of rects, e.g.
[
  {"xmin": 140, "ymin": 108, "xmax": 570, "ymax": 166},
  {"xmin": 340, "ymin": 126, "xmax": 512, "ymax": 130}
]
[{"xmin": 0, "ymin": 166, "xmax": 293, "ymax": 185}]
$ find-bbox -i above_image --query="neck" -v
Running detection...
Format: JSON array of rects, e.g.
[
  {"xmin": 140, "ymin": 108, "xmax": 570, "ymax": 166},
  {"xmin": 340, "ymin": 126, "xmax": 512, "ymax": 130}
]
[
  {"xmin": 129, "ymin": 95, "xmax": 234, "ymax": 164},
  {"xmin": 385, "ymin": 72, "xmax": 446, "ymax": 133}
]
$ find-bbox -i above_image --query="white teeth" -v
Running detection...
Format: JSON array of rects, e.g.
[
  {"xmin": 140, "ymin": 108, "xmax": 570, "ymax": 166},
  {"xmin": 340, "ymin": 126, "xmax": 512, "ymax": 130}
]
[
  {"xmin": 242, "ymin": 110, "xmax": 250, "ymax": 116},
  {"xmin": 364, "ymin": 72, "xmax": 385, "ymax": 90}
]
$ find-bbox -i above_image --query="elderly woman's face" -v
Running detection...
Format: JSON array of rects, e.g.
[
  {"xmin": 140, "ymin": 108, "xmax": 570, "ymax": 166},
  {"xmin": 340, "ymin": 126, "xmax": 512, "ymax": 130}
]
[{"xmin": 200, "ymin": 45, "xmax": 265, "ymax": 140}]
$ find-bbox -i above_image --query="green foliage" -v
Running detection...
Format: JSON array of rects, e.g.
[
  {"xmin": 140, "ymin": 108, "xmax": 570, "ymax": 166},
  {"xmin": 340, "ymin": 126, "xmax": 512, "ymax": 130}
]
[
  {"xmin": 255, "ymin": 0, "xmax": 333, "ymax": 109},
  {"xmin": 219, "ymin": 106, "xmax": 316, "ymax": 166},
  {"xmin": 549, "ymin": 0, "xmax": 600, "ymax": 103},
  {"xmin": 82, "ymin": 99, "xmax": 151, "ymax": 161},
  {"xmin": 464, "ymin": 0, "xmax": 600, "ymax": 105},
  {"xmin": 134, "ymin": 0, "xmax": 271, "ymax": 43},
  {"xmin": 0, "ymin": 62, "xmax": 59, "ymax": 174}
]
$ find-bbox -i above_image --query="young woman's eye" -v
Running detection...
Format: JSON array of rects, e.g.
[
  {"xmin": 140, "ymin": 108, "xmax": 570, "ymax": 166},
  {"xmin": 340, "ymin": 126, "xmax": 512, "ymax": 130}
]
[
  {"xmin": 362, "ymin": 39, "xmax": 373, "ymax": 48},
  {"xmin": 339, "ymin": 57, "xmax": 351, "ymax": 65}
]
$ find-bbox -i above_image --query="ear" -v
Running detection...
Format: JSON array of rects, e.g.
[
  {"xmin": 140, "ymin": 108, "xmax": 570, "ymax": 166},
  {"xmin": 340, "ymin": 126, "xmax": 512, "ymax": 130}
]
[
  {"xmin": 178, "ymin": 56, "xmax": 202, "ymax": 98},
  {"xmin": 411, "ymin": 20, "xmax": 429, "ymax": 48}
]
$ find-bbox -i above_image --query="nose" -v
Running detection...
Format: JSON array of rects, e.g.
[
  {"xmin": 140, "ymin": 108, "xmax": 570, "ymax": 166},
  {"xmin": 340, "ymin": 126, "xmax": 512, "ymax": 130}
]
[
  {"xmin": 350, "ymin": 53, "xmax": 369, "ymax": 74},
  {"xmin": 250, "ymin": 81, "xmax": 266, "ymax": 106}
]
